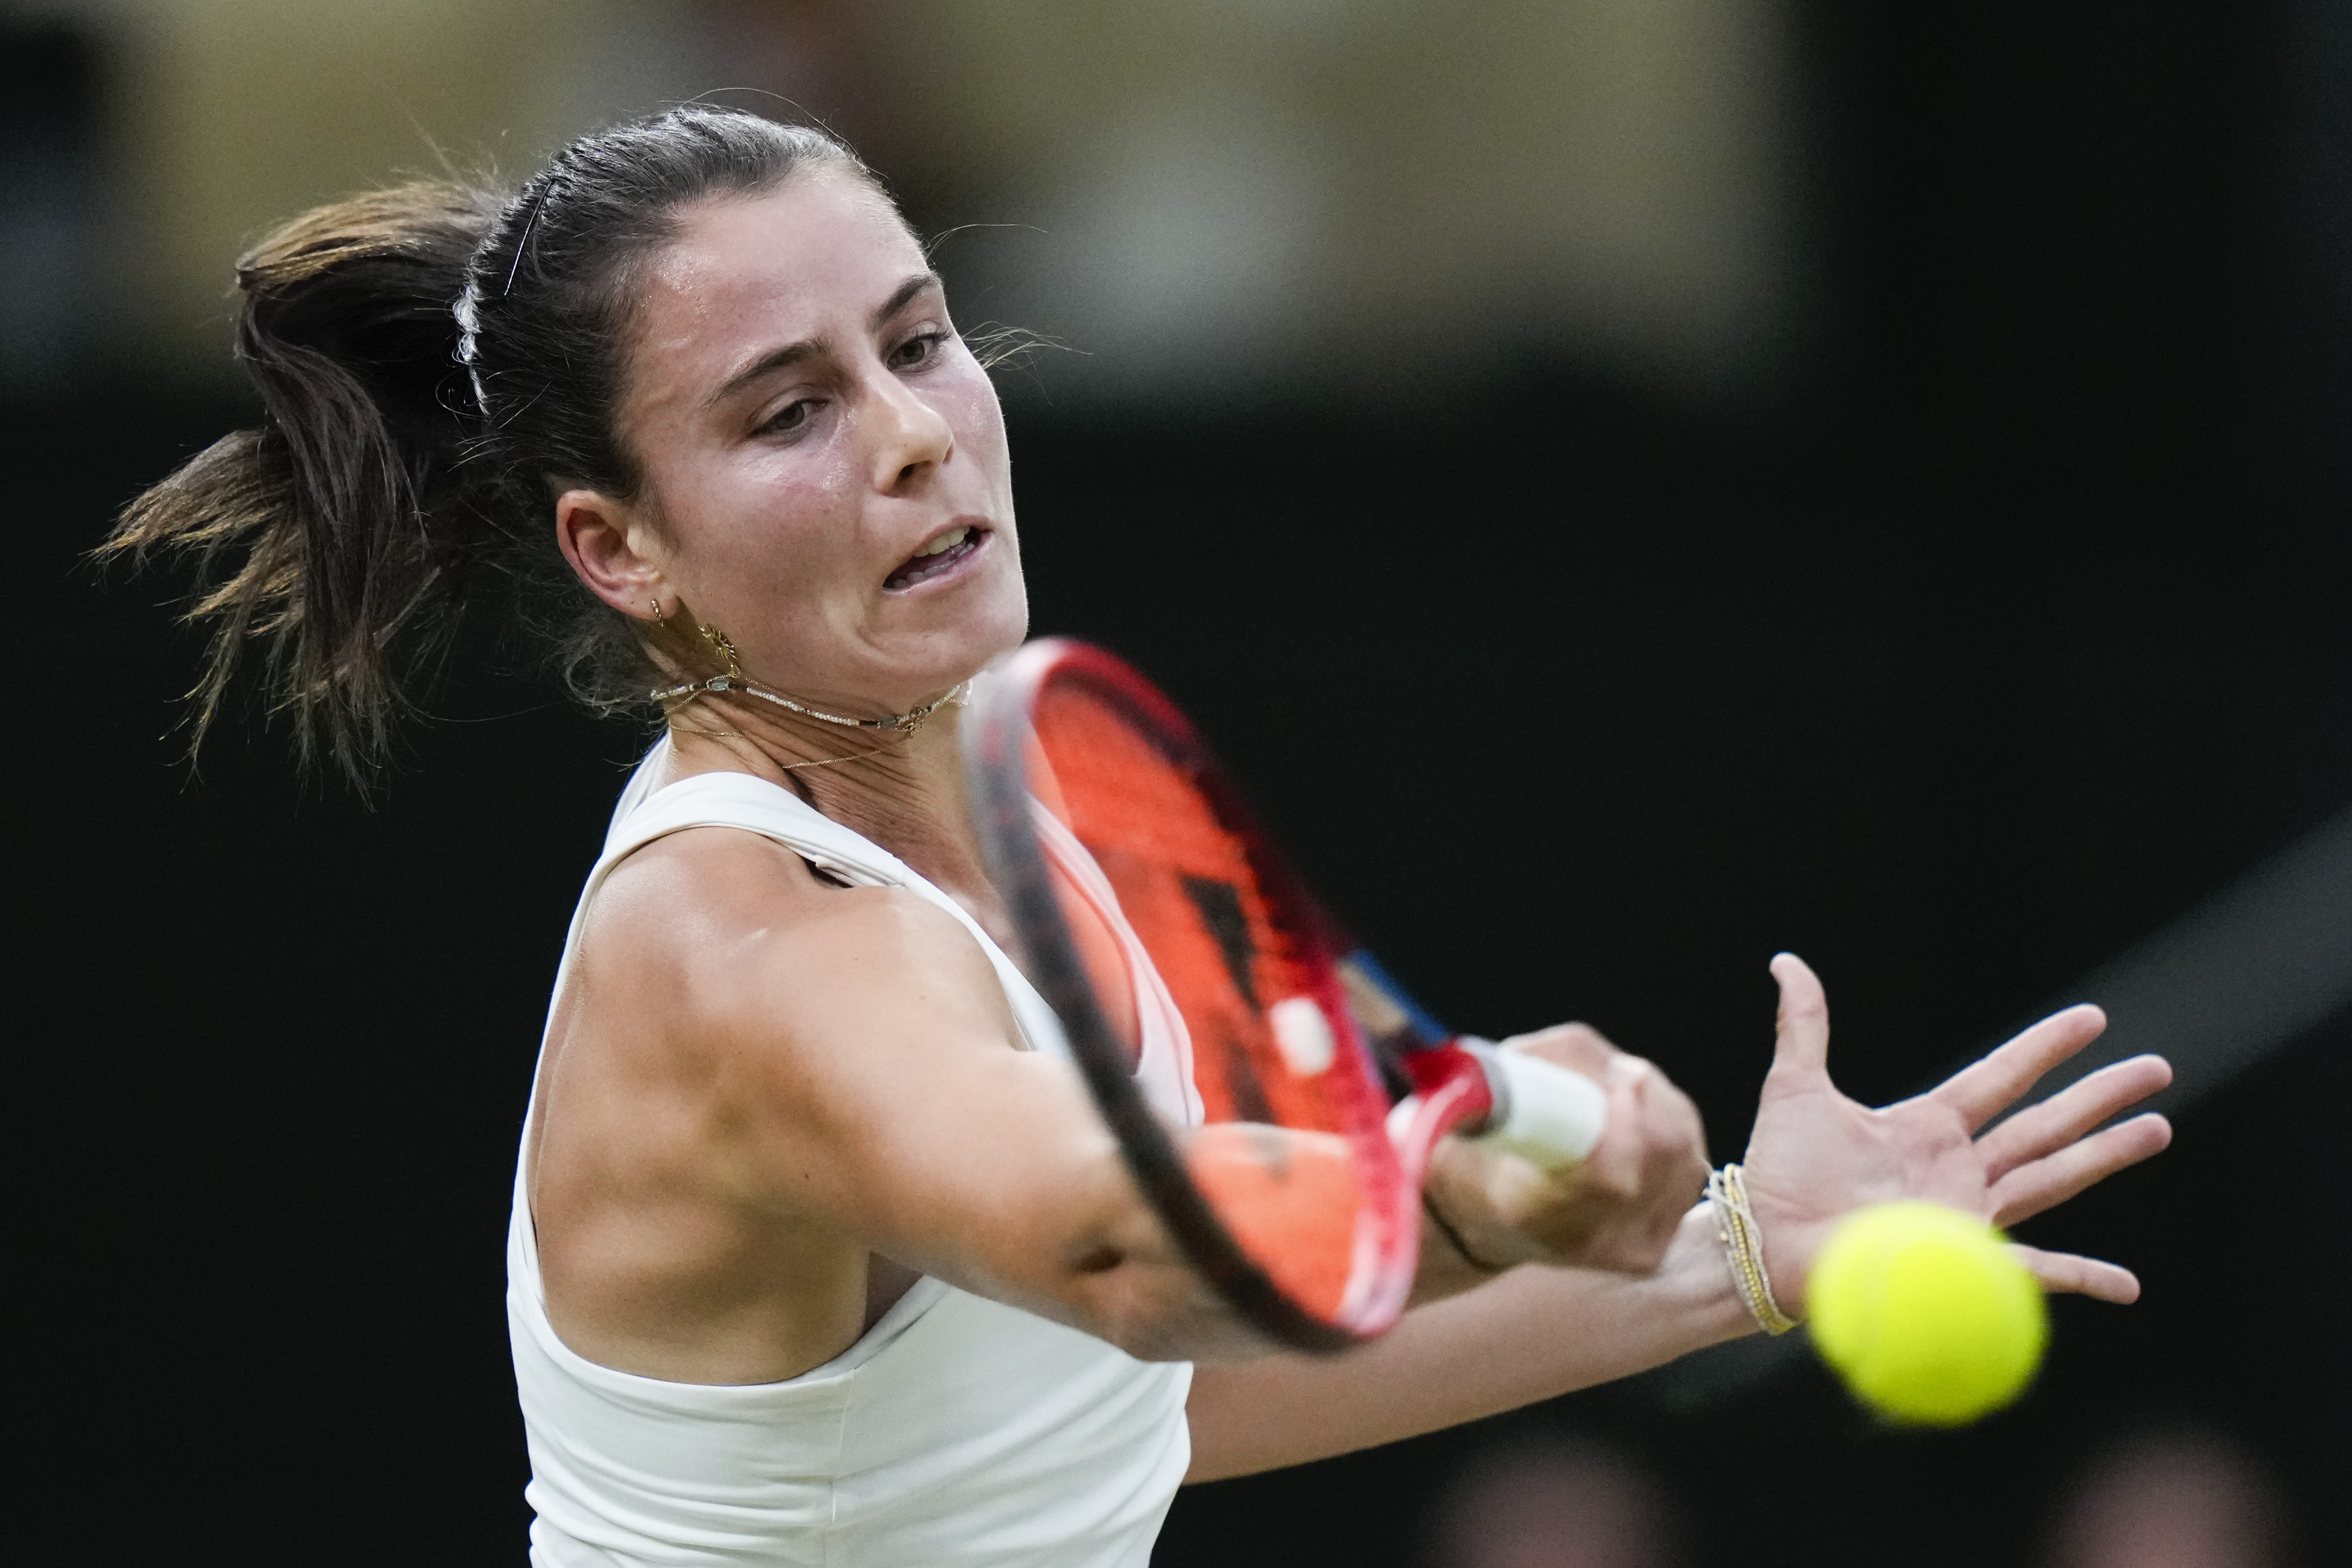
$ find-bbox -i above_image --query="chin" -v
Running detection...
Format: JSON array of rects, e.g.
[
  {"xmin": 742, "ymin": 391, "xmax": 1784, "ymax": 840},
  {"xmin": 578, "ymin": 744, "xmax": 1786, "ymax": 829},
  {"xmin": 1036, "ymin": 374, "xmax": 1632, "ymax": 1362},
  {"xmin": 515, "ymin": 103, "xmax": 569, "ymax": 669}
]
[
  {"xmin": 953, "ymin": 601, "xmax": 1031, "ymax": 683},
  {"xmin": 905, "ymin": 580, "xmax": 1028, "ymax": 696}
]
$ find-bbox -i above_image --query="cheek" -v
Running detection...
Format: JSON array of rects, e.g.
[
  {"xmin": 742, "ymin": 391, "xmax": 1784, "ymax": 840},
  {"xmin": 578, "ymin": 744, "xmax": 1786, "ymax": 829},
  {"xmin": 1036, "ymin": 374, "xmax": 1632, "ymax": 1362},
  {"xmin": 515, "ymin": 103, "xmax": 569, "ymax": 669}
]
[
  {"xmin": 679, "ymin": 449, "xmax": 863, "ymax": 579},
  {"xmin": 935, "ymin": 365, "xmax": 1012, "ymax": 477}
]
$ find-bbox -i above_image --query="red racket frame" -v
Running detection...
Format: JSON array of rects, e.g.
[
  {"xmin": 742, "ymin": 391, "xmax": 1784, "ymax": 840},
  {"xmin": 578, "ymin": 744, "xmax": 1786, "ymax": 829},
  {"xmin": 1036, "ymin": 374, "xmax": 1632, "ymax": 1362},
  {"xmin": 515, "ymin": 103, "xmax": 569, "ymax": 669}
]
[{"xmin": 963, "ymin": 638, "xmax": 1496, "ymax": 1350}]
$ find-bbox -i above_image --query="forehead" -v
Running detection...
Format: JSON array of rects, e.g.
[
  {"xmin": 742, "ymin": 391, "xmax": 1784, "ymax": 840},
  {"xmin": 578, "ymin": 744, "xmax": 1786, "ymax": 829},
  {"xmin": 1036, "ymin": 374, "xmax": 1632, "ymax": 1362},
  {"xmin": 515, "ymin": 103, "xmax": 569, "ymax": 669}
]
[{"xmin": 628, "ymin": 172, "xmax": 925, "ymax": 382}]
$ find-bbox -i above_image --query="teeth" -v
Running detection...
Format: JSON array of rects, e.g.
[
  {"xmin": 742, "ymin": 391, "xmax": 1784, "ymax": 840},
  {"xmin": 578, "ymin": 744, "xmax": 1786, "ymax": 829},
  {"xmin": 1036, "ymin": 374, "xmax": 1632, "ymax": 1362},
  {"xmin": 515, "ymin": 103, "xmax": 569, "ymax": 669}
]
[{"xmin": 917, "ymin": 526, "xmax": 971, "ymax": 558}]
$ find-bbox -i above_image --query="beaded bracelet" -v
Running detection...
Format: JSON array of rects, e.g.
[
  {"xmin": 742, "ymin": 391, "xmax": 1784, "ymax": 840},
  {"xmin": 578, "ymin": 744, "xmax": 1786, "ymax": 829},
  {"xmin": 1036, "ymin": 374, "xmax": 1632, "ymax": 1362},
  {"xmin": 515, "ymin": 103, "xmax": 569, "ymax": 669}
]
[{"xmin": 1708, "ymin": 1165, "xmax": 1800, "ymax": 1335}]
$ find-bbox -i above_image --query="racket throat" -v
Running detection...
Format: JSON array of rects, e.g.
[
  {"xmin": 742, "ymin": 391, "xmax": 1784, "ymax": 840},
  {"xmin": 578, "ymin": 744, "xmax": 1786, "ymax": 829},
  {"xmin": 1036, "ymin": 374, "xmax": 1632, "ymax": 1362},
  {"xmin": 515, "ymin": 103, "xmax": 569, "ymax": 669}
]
[{"xmin": 1385, "ymin": 1042, "xmax": 1499, "ymax": 1186}]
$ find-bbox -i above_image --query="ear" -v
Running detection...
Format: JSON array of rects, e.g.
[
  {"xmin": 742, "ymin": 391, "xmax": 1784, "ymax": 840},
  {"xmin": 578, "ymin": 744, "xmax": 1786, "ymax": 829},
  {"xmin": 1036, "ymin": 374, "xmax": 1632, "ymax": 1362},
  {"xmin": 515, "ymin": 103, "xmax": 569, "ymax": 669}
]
[{"xmin": 555, "ymin": 486, "xmax": 666, "ymax": 616}]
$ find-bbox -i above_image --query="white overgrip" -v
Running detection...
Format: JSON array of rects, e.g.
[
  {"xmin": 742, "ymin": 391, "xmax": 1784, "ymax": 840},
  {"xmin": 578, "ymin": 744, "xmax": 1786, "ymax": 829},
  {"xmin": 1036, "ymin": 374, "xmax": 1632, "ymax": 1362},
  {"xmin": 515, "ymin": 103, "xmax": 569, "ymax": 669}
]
[{"xmin": 1465, "ymin": 1041, "xmax": 1608, "ymax": 1170}]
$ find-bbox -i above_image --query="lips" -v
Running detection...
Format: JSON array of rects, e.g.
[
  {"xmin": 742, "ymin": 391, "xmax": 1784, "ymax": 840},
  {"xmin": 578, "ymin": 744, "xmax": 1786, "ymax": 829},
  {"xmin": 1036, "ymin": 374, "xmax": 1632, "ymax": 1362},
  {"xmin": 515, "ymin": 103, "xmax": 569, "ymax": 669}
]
[{"xmin": 885, "ymin": 523, "xmax": 987, "ymax": 591}]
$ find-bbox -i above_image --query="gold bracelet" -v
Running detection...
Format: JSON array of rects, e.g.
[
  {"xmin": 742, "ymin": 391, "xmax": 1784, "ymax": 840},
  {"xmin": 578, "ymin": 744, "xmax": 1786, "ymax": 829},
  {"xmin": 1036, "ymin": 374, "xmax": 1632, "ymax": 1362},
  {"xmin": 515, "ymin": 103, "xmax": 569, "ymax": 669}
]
[{"xmin": 1708, "ymin": 1165, "xmax": 1799, "ymax": 1335}]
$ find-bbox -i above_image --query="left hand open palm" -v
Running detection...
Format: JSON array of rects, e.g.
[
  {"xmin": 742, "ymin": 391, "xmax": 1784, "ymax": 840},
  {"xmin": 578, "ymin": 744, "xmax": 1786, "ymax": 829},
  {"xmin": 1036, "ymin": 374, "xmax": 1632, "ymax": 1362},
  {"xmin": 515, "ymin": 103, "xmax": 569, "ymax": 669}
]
[{"xmin": 1739, "ymin": 953, "xmax": 2172, "ymax": 1315}]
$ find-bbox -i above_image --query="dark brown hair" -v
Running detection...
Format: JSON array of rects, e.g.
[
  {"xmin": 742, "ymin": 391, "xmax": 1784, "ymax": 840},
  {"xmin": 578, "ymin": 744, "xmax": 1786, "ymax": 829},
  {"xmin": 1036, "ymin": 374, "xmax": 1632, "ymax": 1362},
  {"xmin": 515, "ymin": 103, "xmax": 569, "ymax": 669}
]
[{"xmin": 102, "ymin": 108, "xmax": 875, "ymax": 786}]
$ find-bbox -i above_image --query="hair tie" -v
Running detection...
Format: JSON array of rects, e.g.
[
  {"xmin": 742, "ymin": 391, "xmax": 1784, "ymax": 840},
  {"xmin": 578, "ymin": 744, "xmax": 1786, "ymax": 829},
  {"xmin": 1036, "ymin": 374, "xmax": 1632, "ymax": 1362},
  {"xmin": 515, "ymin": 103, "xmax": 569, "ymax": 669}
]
[{"xmin": 451, "ymin": 278, "xmax": 489, "ymax": 413}]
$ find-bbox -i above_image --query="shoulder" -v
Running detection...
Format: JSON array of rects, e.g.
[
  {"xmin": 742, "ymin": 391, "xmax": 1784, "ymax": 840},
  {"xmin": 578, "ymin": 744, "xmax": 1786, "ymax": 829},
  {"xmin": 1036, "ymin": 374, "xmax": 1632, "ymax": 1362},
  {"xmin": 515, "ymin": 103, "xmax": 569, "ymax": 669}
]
[{"xmin": 576, "ymin": 824, "xmax": 1009, "ymax": 1042}]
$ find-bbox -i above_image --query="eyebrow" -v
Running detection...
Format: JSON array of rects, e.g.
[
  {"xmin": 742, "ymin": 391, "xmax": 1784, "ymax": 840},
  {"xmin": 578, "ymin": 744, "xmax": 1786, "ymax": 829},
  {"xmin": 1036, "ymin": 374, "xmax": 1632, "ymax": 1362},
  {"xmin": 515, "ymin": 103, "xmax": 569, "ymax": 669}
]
[{"xmin": 704, "ymin": 271, "xmax": 944, "ymax": 409}]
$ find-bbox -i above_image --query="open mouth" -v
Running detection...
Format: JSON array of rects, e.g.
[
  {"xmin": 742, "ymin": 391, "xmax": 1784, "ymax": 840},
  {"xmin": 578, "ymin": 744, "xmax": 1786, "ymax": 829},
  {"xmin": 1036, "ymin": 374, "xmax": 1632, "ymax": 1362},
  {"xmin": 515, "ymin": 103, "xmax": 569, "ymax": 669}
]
[{"xmin": 885, "ymin": 523, "xmax": 988, "ymax": 591}]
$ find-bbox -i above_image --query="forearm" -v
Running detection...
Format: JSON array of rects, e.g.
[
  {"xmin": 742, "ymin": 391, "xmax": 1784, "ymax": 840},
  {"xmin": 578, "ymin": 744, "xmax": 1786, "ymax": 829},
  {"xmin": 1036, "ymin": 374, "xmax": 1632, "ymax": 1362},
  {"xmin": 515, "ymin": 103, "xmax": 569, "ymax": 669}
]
[{"xmin": 1184, "ymin": 1203, "xmax": 1753, "ymax": 1481}]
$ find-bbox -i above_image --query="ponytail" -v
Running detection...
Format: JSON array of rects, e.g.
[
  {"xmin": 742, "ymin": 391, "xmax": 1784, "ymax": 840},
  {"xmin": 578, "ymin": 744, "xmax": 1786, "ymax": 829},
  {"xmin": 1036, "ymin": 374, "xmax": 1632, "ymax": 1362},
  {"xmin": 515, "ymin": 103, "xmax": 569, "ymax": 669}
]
[
  {"xmin": 104, "ymin": 109, "xmax": 874, "ymax": 790},
  {"xmin": 104, "ymin": 182, "xmax": 503, "ymax": 784}
]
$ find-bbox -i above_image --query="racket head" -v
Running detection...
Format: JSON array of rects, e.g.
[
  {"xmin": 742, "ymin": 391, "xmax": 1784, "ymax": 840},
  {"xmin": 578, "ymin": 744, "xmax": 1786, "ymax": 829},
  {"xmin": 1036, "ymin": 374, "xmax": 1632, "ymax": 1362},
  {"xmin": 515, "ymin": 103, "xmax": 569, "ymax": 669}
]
[{"xmin": 963, "ymin": 639, "xmax": 1416, "ymax": 1349}]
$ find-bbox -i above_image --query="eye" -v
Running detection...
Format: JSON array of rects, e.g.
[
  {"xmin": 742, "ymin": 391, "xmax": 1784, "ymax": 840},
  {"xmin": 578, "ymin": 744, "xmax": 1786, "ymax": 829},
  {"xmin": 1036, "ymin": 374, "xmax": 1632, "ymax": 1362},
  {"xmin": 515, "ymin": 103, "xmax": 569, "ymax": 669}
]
[
  {"xmin": 756, "ymin": 397, "xmax": 821, "ymax": 437},
  {"xmin": 889, "ymin": 329, "xmax": 951, "ymax": 370}
]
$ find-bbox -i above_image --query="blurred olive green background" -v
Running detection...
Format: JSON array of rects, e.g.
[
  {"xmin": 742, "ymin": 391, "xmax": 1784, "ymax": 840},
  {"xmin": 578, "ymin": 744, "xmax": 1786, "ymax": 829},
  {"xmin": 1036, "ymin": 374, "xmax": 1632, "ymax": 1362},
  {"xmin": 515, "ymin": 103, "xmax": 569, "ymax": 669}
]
[{"xmin": 11, "ymin": 0, "xmax": 1792, "ymax": 400}]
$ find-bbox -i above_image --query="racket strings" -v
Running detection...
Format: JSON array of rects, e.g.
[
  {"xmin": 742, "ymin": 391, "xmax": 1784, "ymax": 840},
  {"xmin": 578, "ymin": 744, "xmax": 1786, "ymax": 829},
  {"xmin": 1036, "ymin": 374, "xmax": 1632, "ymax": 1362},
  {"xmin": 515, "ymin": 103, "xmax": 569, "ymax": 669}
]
[
  {"xmin": 1006, "ymin": 655, "xmax": 1418, "ymax": 1333},
  {"xmin": 1035, "ymin": 686, "xmax": 1345, "ymax": 1138}
]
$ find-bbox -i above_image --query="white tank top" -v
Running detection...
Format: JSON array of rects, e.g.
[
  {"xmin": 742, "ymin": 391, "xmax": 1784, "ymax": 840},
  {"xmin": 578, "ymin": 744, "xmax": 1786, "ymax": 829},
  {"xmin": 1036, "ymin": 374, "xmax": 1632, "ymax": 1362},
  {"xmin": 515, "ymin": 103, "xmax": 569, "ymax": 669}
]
[{"xmin": 509, "ymin": 741, "xmax": 1203, "ymax": 1566}]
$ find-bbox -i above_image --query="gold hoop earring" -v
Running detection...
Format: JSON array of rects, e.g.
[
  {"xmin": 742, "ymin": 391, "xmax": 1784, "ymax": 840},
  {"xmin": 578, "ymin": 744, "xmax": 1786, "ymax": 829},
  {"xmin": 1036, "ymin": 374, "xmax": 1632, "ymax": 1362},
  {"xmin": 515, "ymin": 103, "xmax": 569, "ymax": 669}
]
[{"xmin": 647, "ymin": 598, "xmax": 665, "ymax": 622}]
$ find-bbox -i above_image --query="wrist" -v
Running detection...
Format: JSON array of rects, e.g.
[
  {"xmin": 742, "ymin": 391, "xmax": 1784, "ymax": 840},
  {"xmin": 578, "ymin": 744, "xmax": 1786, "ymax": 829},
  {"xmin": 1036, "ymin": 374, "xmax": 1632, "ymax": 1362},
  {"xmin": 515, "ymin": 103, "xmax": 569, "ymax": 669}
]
[
  {"xmin": 1662, "ymin": 1200, "xmax": 1768, "ymax": 1347},
  {"xmin": 1707, "ymin": 1164, "xmax": 1801, "ymax": 1335}
]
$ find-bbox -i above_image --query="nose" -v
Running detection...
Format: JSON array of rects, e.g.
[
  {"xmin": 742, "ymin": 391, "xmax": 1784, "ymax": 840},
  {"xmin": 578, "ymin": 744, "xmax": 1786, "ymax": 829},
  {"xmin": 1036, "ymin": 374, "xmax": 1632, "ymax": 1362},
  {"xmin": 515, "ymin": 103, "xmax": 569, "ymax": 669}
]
[{"xmin": 865, "ymin": 366, "xmax": 955, "ymax": 494}]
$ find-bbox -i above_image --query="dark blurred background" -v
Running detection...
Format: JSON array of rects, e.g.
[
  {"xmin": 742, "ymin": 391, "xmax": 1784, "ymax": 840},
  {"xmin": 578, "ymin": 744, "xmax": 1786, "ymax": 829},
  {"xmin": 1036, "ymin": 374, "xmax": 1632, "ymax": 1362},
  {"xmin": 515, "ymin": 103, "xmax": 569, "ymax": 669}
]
[{"xmin": 9, "ymin": 1, "xmax": 2348, "ymax": 1563}]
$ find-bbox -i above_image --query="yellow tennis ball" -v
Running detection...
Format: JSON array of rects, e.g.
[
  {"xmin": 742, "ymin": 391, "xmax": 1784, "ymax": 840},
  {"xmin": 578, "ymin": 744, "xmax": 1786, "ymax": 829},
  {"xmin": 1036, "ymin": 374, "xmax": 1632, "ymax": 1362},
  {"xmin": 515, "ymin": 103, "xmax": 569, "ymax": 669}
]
[{"xmin": 1804, "ymin": 1201, "xmax": 2047, "ymax": 1427}]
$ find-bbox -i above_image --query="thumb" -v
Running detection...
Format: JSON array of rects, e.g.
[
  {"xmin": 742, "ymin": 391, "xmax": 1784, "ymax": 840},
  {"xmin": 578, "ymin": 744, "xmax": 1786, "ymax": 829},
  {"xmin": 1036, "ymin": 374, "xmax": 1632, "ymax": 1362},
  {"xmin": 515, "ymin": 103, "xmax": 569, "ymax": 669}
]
[{"xmin": 1768, "ymin": 952, "xmax": 1830, "ymax": 1076}]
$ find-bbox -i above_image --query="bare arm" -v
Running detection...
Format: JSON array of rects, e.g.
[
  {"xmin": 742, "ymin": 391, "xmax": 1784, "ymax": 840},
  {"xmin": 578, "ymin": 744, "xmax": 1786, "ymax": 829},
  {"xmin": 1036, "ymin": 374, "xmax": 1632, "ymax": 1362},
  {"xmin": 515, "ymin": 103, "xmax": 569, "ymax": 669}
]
[
  {"xmin": 540, "ymin": 826, "xmax": 1264, "ymax": 1369},
  {"xmin": 706, "ymin": 891, "xmax": 1206, "ymax": 1347},
  {"xmin": 540, "ymin": 828, "xmax": 1718, "ymax": 1382},
  {"xmin": 1187, "ymin": 1204, "xmax": 1749, "ymax": 1481}
]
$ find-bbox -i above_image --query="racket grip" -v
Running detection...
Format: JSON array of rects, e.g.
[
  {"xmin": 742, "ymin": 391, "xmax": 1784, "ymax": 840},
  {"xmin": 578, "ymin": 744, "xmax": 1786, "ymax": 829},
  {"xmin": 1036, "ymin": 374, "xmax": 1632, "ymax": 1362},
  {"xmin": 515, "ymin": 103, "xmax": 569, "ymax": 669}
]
[{"xmin": 1461, "ymin": 1041, "xmax": 1607, "ymax": 1170}]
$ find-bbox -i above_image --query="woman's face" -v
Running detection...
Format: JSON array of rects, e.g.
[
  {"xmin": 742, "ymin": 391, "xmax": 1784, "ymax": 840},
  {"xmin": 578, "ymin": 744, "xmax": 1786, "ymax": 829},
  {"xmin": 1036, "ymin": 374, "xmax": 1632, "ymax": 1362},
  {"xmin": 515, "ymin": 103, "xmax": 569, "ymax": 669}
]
[{"xmin": 565, "ymin": 169, "xmax": 1024, "ymax": 710}]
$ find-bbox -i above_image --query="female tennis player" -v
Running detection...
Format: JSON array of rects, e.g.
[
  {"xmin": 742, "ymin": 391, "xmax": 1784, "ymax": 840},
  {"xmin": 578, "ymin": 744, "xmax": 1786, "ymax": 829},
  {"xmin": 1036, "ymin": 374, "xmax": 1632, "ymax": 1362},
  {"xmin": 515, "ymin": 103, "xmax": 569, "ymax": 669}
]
[{"xmin": 109, "ymin": 109, "xmax": 2172, "ymax": 1565}]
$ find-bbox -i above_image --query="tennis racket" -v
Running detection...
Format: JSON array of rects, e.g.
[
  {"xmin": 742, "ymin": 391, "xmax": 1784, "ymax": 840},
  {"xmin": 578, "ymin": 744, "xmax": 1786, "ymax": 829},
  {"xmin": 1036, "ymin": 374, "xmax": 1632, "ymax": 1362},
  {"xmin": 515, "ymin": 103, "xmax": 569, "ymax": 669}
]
[{"xmin": 963, "ymin": 638, "xmax": 1607, "ymax": 1351}]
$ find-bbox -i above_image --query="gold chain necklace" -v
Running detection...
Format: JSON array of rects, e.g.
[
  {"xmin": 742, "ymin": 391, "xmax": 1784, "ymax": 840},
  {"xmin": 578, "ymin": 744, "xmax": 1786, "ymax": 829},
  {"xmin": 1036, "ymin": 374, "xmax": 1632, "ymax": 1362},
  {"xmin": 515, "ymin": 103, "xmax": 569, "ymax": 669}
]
[{"xmin": 651, "ymin": 623, "xmax": 968, "ymax": 765}]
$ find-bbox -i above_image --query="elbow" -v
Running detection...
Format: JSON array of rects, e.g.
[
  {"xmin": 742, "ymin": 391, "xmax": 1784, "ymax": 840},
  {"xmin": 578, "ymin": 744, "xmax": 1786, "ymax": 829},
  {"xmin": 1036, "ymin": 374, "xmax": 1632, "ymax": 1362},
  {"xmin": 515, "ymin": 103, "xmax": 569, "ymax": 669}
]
[
  {"xmin": 980, "ymin": 1140, "xmax": 1268, "ymax": 1362},
  {"xmin": 1056, "ymin": 1246, "xmax": 1267, "ymax": 1364},
  {"xmin": 1060, "ymin": 1247, "xmax": 1201, "ymax": 1361}
]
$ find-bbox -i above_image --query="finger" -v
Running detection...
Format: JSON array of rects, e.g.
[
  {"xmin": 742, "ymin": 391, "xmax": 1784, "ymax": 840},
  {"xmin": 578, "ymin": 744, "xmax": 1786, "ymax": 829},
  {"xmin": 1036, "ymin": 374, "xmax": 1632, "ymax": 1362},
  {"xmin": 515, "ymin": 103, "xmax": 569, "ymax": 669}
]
[
  {"xmin": 2010, "ymin": 1243, "xmax": 2141, "ymax": 1305},
  {"xmin": 1927, "ymin": 1003, "xmax": 2107, "ymax": 1131},
  {"xmin": 1577, "ymin": 1072, "xmax": 1706, "ymax": 1273},
  {"xmin": 1601, "ymin": 1062, "xmax": 1694, "ymax": 1198},
  {"xmin": 1579, "ymin": 1068, "xmax": 1651, "ymax": 1200},
  {"xmin": 1631, "ymin": 1065, "xmax": 1711, "ymax": 1192},
  {"xmin": 1603, "ymin": 1050, "xmax": 1659, "ymax": 1094},
  {"xmin": 1499, "ymin": 1023, "xmax": 1621, "ymax": 1079},
  {"xmin": 1990, "ymin": 1113, "xmax": 2173, "ymax": 1226},
  {"xmin": 1975, "ymin": 1054, "xmax": 2173, "ymax": 1181},
  {"xmin": 1767, "ymin": 953, "xmax": 1830, "ymax": 1075}
]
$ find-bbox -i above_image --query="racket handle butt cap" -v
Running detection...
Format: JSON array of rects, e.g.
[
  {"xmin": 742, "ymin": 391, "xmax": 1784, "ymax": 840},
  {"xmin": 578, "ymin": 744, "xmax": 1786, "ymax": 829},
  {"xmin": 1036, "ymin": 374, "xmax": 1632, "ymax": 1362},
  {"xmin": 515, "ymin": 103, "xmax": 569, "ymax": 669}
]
[{"xmin": 1463, "ymin": 1041, "xmax": 1607, "ymax": 1170}]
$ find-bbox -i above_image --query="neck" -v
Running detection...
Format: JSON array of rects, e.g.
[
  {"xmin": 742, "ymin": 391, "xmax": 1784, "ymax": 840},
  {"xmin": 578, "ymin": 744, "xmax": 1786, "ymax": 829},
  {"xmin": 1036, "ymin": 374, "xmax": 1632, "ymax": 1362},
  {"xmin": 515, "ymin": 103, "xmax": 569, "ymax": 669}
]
[{"xmin": 660, "ymin": 687, "xmax": 1008, "ymax": 938}]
